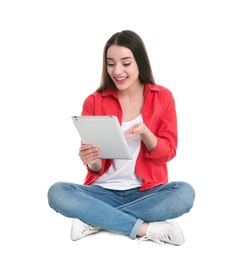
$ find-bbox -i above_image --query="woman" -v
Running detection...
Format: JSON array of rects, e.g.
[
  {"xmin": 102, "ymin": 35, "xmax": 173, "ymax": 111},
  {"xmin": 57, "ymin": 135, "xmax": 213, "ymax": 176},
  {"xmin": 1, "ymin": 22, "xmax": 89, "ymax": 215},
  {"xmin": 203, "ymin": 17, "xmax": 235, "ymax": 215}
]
[{"xmin": 47, "ymin": 30, "xmax": 195, "ymax": 246}]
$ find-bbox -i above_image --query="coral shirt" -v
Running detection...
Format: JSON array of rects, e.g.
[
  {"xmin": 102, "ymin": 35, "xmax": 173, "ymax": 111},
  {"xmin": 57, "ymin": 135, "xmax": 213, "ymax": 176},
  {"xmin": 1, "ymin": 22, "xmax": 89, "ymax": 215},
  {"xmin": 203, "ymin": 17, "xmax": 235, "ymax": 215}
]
[{"xmin": 81, "ymin": 83, "xmax": 178, "ymax": 191}]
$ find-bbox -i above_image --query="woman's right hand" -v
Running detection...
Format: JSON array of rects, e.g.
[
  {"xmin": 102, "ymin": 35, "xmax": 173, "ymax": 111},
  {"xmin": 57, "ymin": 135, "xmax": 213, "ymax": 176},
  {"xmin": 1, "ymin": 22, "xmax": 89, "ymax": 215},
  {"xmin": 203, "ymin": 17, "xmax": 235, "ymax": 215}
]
[{"xmin": 78, "ymin": 142, "xmax": 101, "ymax": 170}]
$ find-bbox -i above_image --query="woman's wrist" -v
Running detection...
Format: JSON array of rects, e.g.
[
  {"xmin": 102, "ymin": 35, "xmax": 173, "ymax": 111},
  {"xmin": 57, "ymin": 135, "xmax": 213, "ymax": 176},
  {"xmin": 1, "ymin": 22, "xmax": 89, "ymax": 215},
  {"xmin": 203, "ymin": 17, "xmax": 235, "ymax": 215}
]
[{"xmin": 88, "ymin": 159, "xmax": 102, "ymax": 172}]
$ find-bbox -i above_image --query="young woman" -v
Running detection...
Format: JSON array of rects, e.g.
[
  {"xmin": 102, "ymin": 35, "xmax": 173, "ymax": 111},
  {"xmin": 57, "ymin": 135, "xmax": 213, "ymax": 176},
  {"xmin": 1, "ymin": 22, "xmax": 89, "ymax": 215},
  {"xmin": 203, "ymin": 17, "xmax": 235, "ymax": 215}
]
[{"xmin": 47, "ymin": 30, "xmax": 195, "ymax": 246}]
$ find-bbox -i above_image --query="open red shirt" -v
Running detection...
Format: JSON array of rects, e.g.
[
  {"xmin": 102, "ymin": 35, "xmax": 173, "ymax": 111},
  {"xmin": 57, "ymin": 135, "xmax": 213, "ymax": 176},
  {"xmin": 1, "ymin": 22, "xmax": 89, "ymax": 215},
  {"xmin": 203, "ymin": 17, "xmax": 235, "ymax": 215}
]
[{"xmin": 81, "ymin": 83, "xmax": 177, "ymax": 191}]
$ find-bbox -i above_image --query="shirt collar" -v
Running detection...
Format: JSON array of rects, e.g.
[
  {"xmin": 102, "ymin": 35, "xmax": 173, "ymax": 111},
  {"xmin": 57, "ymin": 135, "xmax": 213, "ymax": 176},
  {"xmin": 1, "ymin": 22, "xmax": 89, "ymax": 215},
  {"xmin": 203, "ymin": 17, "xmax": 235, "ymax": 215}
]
[
  {"xmin": 144, "ymin": 83, "xmax": 160, "ymax": 97},
  {"xmin": 101, "ymin": 83, "xmax": 159, "ymax": 97},
  {"xmin": 101, "ymin": 86, "xmax": 117, "ymax": 97}
]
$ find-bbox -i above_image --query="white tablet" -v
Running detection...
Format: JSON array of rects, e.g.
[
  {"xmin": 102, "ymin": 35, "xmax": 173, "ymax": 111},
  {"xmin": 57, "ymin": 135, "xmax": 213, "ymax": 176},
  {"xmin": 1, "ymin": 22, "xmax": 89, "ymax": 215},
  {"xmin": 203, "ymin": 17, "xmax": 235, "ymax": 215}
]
[{"xmin": 71, "ymin": 116, "xmax": 133, "ymax": 159}]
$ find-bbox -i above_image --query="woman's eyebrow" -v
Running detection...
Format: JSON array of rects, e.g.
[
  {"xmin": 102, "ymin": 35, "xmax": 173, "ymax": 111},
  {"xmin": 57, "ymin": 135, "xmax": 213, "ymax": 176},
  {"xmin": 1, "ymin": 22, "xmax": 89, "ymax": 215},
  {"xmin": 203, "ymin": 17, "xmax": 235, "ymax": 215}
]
[{"xmin": 106, "ymin": 56, "xmax": 133, "ymax": 61}]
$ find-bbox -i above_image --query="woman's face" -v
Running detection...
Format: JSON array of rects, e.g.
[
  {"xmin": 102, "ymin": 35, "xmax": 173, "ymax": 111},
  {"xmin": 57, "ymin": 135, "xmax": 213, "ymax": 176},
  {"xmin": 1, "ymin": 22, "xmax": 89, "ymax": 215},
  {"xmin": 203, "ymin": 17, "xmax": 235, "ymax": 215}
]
[{"xmin": 106, "ymin": 45, "xmax": 140, "ymax": 91}]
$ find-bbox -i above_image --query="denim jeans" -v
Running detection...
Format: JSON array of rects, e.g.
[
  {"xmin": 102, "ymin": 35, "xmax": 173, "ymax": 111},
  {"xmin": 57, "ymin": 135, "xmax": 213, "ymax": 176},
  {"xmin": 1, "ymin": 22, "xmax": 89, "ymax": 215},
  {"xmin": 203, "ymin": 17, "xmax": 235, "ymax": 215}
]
[{"xmin": 47, "ymin": 181, "xmax": 195, "ymax": 239}]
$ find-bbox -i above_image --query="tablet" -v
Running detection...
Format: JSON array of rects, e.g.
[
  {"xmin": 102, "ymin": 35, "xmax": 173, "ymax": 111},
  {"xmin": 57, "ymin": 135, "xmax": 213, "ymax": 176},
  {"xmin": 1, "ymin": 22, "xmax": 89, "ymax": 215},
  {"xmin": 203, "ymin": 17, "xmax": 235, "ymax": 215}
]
[{"xmin": 71, "ymin": 116, "xmax": 133, "ymax": 159}]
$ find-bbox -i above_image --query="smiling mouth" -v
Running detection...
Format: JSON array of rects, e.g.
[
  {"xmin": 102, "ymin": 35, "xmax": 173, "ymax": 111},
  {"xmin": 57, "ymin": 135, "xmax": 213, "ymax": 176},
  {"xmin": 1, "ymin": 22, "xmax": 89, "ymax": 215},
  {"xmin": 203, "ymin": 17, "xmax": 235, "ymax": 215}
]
[{"xmin": 115, "ymin": 77, "xmax": 127, "ymax": 82}]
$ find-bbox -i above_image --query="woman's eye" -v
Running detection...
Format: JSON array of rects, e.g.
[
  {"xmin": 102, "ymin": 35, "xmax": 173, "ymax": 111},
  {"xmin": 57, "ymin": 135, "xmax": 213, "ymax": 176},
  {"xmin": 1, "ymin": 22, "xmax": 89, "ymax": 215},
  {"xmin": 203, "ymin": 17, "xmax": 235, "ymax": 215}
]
[
  {"xmin": 123, "ymin": 63, "xmax": 131, "ymax": 67},
  {"xmin": 107, "ymin": 63, "xmax": 115, "ymax": 67}
]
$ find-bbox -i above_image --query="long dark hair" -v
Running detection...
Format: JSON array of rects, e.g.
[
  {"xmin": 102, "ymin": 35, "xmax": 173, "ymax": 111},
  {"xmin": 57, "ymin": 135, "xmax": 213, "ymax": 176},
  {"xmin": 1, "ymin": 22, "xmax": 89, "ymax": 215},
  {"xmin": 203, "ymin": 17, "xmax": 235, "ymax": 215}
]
[{"xmin": 96, "ymin": 30, "xmax": 155, "ymax": 93}]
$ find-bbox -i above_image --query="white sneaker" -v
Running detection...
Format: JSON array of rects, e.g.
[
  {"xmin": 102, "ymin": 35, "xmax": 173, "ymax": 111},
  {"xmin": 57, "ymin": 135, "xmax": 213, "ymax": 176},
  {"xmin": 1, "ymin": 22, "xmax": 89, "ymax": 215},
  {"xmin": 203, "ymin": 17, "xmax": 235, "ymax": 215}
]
[
  {"xmin": 141, "ymin": 221, "xmax": 185, "ymax": 246},
  {"xmin": 70, "ymin": 218, "xmax": 100, "ymax": 241}
]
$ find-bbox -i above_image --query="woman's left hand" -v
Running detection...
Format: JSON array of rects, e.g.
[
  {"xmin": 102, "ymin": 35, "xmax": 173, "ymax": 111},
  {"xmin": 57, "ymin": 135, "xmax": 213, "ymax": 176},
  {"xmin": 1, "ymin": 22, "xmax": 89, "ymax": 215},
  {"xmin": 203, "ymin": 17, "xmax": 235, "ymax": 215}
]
[{"xmin": 124, "ymin": 123, "xmax": 147, "ymax": 138}]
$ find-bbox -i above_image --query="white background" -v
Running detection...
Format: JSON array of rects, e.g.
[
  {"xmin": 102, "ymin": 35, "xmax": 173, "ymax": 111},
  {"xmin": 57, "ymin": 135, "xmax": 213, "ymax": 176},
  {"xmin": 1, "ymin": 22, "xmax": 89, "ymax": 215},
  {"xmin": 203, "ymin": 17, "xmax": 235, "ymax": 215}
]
[{"xmin": 0, "ymin": 0, "xmax": 242, "ymax": 259}]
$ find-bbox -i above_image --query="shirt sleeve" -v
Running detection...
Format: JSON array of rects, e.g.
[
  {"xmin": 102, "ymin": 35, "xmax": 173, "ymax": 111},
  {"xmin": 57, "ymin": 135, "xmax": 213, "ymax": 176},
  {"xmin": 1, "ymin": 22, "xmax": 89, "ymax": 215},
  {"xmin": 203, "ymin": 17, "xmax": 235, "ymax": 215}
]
[
  {"xmin": 144, "ymin": 88, "xmax": 177, "ymax": 162},
  {"xmin": 81, "ymin": 94, "xmax": 96, "ymax": 115}
]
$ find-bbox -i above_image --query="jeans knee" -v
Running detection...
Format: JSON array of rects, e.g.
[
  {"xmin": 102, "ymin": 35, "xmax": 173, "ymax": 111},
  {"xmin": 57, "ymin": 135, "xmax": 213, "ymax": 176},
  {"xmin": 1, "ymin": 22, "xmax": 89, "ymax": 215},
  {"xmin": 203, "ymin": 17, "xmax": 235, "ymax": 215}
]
[
  {"xmin": 178, "ymin": 181, "xmax": 196, "ymax": 211},
  {"xmin": 47, "ymin": 182, "xmax": 64, "ymax": 207}
]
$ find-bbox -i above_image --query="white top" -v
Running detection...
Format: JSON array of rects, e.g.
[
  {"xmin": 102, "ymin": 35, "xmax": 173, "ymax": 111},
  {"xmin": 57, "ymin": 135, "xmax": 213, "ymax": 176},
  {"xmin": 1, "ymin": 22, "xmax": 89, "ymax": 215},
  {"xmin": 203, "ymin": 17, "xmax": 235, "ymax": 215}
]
[{"xmin": 92, "ymin": 114, "xmax": 143, "ymax": 190}]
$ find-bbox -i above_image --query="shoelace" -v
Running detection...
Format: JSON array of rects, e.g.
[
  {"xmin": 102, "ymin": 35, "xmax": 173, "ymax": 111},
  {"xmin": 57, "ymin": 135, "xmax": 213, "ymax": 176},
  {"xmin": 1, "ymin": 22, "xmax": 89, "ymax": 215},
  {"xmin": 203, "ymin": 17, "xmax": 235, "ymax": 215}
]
[
  {"xmin": 138, "ymin": 235, "xmax": 165, "ymax": 245},
  {"xmin": 138, "ymin": 223, "xmax": 171, "ymax": 245},
  {"xmin": 82, "ymin": 223, "xmax": 99, "ymax": 234}
]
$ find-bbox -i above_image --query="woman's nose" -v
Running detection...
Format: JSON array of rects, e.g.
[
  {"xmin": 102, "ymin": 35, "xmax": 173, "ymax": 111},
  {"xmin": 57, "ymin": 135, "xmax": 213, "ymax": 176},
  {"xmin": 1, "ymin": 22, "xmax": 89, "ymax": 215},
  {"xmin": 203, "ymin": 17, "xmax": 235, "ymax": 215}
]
[{"xmin": 113, "ymin": 64, "xmax": 123, "ymax": 75}]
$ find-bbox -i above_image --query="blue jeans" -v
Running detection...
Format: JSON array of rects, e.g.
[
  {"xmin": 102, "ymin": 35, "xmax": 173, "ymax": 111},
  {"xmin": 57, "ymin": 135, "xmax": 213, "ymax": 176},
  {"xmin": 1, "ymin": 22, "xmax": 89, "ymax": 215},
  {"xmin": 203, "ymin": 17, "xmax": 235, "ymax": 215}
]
[{"xmin": 47, "ymin": 181, "xmax": 195, "ymax": 239}]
